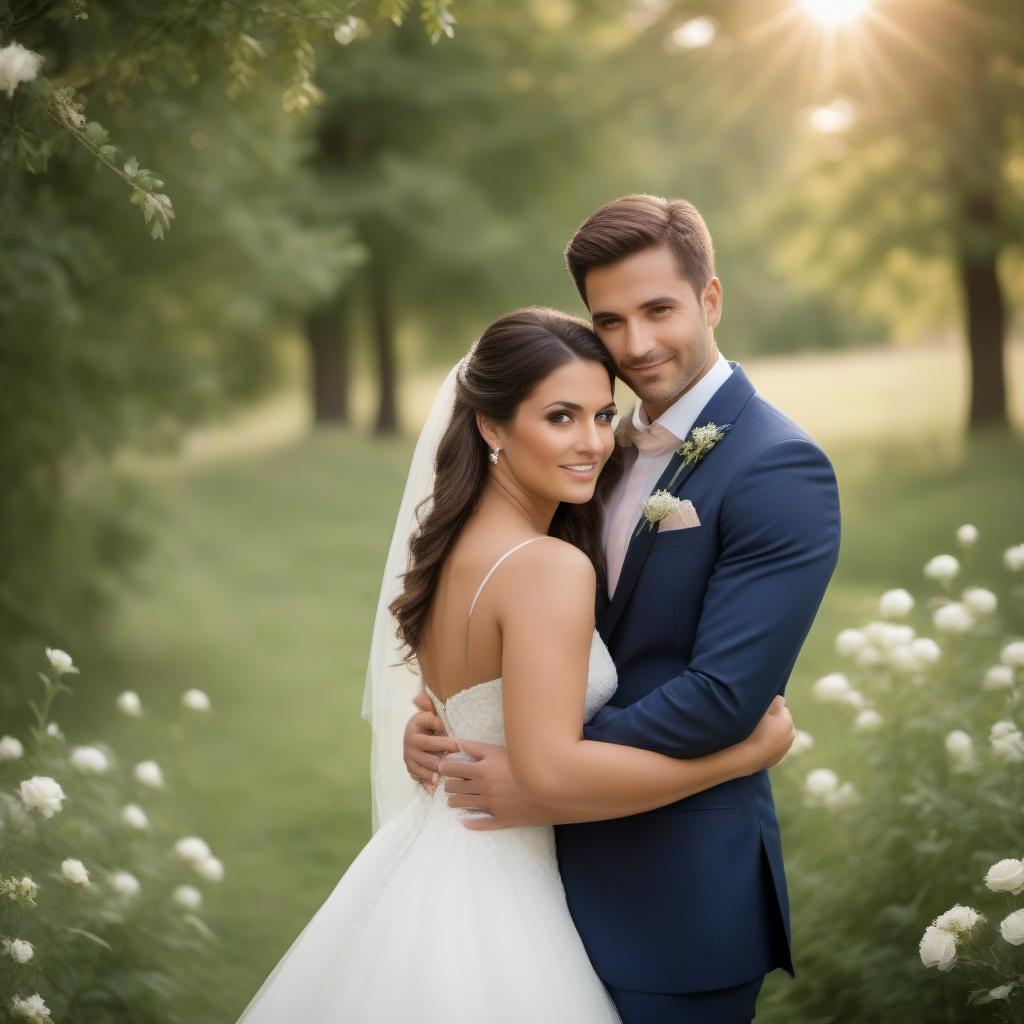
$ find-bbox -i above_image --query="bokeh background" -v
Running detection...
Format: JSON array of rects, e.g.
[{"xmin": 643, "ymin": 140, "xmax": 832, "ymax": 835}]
[{"xmin": 2, "ymin": 0, "xmax": 1023, "ymax": 1021}]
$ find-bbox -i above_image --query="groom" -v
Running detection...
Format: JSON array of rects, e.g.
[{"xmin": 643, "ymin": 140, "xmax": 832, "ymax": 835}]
[{"xmin": 404, "ymin": 194, "xmax": 841, "ymax": 1022}]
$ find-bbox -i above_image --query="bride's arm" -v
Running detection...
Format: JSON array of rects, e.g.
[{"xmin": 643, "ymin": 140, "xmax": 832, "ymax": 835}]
[{"xmin": 485, "ymin": 539, "xmax": 792, "ymax": 820}]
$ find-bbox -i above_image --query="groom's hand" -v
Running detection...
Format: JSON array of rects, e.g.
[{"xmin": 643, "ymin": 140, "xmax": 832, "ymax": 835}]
[
  {"xmin": 403, "ymin": 690, "xmax": 460, "ymax": 794},
  {"xmin": 439, "ymin": 740, "xmax": 551, "ymax": 831}
]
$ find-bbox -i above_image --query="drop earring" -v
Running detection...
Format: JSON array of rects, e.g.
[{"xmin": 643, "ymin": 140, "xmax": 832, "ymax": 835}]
[{"xmin": 489, "ymin": 447, "xmax": 501, "ymax": 465}]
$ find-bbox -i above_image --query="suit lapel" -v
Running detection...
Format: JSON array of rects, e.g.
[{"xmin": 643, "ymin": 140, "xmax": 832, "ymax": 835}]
[{"xmin": 598, "ymin": 363, "xmax": 757, "ymax": 639}]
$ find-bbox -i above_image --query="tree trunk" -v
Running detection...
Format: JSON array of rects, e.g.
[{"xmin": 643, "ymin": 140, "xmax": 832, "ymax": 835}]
[
  {"xmin": 366, "ymin": 252, "xmax": 399, "ymax": 436},
  {"xmin": 955, "ymin": 190, "xmax": 1008, "ymax": 431},
  {"xmin": 304, "ymin": 290, "xmax": 351, "ymax": 426}
]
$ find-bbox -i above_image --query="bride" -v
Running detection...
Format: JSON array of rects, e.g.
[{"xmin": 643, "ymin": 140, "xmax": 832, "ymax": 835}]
[{"xmin": 235, "ymin": 307, "xmax": 795, "ymax": 1023}]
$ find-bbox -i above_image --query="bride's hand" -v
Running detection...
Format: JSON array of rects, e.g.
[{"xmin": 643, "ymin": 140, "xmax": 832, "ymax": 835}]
[
  {"xmin": 742, "ymin": 696, "xmax": 795, "ymax": 774},
  {"xmin": 404, "ymin": 690, "xmax": 461, "ymax": 793}
]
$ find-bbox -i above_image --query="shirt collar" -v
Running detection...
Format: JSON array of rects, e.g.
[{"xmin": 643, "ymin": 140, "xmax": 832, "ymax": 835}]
[{"xmin": 632, "ymin": 351, "xmax": 733, "ymax": 440}]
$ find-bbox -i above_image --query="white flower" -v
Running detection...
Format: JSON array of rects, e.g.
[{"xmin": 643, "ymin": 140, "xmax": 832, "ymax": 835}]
[
  {"xmin": 1000, "ymin": 641, "xmax": 1024, "ymax": 668},
  {"xmin": 121, "ymin": 803, "xmax": 150, "ymax": 830},
  {"xmin": 933, "ymin": 602, "xmax": 973, "ymax": 634},
  {"xmin": 70, "ymin": 745, "xmax": 109, "ymax": 774},
  {"xmin": 984, "ymin": 858, "xmax": 1024, "ymax": 895},
  {"xmin": 5, "ymin": 938, "xmax": 34, "ymax": 963},
  {"xmin": 1003, "ymin": 544, "xmax": 1024, "ymax": 572},
  {"xmin": 1000, "ymin": 909, "xmax": 1024, "ymax": 945},
  {"xmin": 879, "ymin": 623, "xmax": 916, "ymax": 650},
  {"xmin": 0, "ymin": 43, "xmax": 43, "ymax": 99},
  {"xmin": 109, "ymin": 870, "xmax": 141, "ymax": 898},
  {"xmin": 16, "ymin": 876, "xmax": 38, "ymax": 900},
  {"xmin": 61, "ymin": 858, "xmax": 90, "ymax": 886},
  {"xmin": 10, "ymin": 992, "xmax": 50, "ymax": 1021},
  {"xmin": 45, "ymin": 722, "xmax": 64, "ymax": 741},
  {"xmin": 944, "ymin": 730, "xmax": 973, "ymax": 759},
  {"xmin": 823, "ymin": 781, "xmax": 859, "ymax": 808},
  {"xmin": 945, "ymin": 731, "xmax": 978, "ymax": 772},
  {"xmin": 956, "ymin": 523, "xmax": 978, "ymax": 548},
  {"xmin": 173, "ymin": 884, "xmax": 202, "ymax": 910},
  {"xmin": 909, "ymin": 637, "xmax": 941, "ymax": 665},
  {"xmin": 333, "ymin": 15, "xmax": 364, "ymax": 44},
  {"xmin": 919, "ymin": 925, "xmax": 957, "ymax": 971},
  {"xmin": 888, "ymin": 645, "xmax": 920, "ymax": 673},
  {"xmin": 835, "ymin": 628, "xmax": 867, "ymax": 656},
  {"xmin": 803, "ymin": 768, "xmax": 840, "ymax": 807},
  {"xmin": 116, "ymin": 690, "xmax": 143, "ymax": 718},
  {"xmin": 924, "ymin": 554, "xmax": 960, "ymax": 582},
  {"xmin": 197, "ymin": 856, "xmax": 224, "ymax": 882},
  {"xmin": 855, "ymin": 646, "xmax": 883, "ymax": 668},
  {"xmin": 933, "ymin": 904, "xmax": 984, "ymax": 938},
  {"xmin": 639, "ymin": 490, "xmax": 684, "ymax": 529},
  {"xmin": 18, "ymin": 776, "xmax": 65, "ymax": 818},
  {"xmin": 182, "ymin": 688, "xmax": 211, "ymax": 712},
  {"xmin": 0, "ymin": 736, "xmax": 24, "ymax": 761},
  {"xmin": 44, "ymin": 646, "xmax": 78, "ymax": 675},
  {"xmin": 174, "ymin": 836, "xmax": 212, "ymax": 865},
  {"xmin": 990, "ymin": 721, "xmax": 1024, "ymax": 764},
  {"xmin": 812, "ymin": 672, "xmax": 851, "ymax": 703},
  {"xmin": 976, "ymin": 983, "xmax": 1016, "ymax": 1003},
  {"xmin": 134, "ymin": 760, "xmax": 164, "ymax": 788},
  {"xmin": 962, "ymin": 587, "xmax": 997, "ymax": 615},
  {"xmin": 864, "ymin": 621, "xmax": 890, "ymax": 645},
  {"xmin": 853, "ymin": 709, "xmax": 882, "ymax": 731},
  {"xmin": 879, "ymin": 589, "xmax": 914, "ymax": 619},
  {"xmin": 839, "ymin": 689, "xmax": 866, "ymax": 710},
  {"xmin": 983, "ymin": 665, "xmax": 1015, "ymax": 690},
  {"xmin": 783, "ymin": 730, "xmax": 814, "ymax": 760}
]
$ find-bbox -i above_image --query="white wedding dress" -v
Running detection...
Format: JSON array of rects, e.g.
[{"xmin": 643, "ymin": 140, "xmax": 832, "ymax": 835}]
[{"xmin": 236, "ymin": 543, "xmax": 623, "ymax": 1023}]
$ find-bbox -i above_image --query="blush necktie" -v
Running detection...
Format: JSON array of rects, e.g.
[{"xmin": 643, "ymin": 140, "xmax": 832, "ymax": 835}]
[{"xmin": 605, "ymin": 416, "xmax": 680, "ymax": 597}]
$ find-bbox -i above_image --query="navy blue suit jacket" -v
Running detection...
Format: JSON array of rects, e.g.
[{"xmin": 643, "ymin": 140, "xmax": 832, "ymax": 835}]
[{"xmin": 555, "ymin": 362, "xmax": 841, "ymax": 993}]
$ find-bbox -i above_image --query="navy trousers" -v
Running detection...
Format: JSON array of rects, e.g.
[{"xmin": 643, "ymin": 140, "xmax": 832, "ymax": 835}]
[{"xmin": 606, "ymin": 974, "xmax": 765, "ymax": 1024}]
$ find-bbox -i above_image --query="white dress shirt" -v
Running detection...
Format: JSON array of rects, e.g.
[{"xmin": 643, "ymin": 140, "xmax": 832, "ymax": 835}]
[{"xmin": 602, "ymin": 353, "xmax": 733, "ymax": 594}]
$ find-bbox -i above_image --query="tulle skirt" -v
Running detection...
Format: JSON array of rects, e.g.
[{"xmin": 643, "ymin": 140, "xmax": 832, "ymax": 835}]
[{"xmin": 235, "ymin": 785, "xmax": 621, "ymax": 1023}]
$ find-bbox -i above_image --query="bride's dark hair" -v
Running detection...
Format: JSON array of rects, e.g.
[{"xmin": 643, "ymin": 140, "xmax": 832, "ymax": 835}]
[{"xmin": 389, "ymin": 306, "xmax": 623, "ymax": 663}]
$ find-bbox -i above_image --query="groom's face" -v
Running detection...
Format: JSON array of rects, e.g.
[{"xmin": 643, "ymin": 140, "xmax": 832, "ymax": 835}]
[{"xmin": 584, "ymin": 245, "xmax": 722, "ymax": 421}]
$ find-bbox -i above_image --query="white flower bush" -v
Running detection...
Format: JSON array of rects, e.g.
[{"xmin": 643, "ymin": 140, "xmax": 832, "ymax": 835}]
[
  {"xmin": 0, "ymin": 648, "xmax": 225, "ymax": 1021},
  {"xmin": 780, "ymin": 528, "xmax": 1024, "ymax": 1019},
  {"xmin": 115, "ymin": 690, "xmax": 143, "ymax": 718}
]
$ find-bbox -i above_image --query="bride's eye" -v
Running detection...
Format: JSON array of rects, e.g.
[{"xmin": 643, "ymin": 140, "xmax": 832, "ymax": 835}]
[
  {"xmin": 597, "ymin": 411, "xmax": 615, "ymax": 424},
  {"xmin": 548, "ymin": 411, "xmax": 572, "ymax": 424}
]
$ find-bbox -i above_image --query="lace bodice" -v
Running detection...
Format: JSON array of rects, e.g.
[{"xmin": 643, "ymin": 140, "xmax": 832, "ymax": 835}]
[{"xmin": 425, "ymin": 628, "xmax": 618, "ymax": 746}]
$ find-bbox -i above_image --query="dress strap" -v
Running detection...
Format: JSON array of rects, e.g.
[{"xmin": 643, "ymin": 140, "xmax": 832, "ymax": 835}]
[
  {"xmin": 468, "ymin": 537, "xmax": 544, "ymax": 622},
  {"xmin": 464, "ymin": 536, "xmax": 544, "ymax": 667}
]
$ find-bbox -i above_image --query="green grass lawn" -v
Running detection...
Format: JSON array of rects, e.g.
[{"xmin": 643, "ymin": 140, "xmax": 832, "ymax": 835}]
[{"xmin": 57, "ymin": 349, "xmax": 1023, "ymax": 1022}]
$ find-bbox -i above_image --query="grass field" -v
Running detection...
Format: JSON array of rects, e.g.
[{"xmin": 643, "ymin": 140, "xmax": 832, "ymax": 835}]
[{"xmin": 62, "ymin": 339, "xmax": 1024, "ymax": 1021}]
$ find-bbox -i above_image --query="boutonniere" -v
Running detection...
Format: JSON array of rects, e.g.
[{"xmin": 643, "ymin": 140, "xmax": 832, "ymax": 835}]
[
  {"xmin": 665, "ymin": 422, "xmax": 731, "ymax": 491},
  {"xmin": 636, "ymin": 490, "xmax": 685, "ymax": 536}
]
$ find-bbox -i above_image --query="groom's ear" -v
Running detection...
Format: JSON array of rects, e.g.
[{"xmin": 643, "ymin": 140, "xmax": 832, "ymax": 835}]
[{"xmin": 702, "ymin": 277, "xmax": 723, "ymax": 329}]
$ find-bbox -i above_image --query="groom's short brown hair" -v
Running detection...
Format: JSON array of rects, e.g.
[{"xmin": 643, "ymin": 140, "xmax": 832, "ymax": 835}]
[{"xmin": 564, "ymin": 194, "xmax": 716, "ymax": 307}]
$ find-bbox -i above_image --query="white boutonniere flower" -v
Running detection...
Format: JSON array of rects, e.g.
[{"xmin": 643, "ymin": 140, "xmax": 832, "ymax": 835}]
[
  {"xmin": 637, "ymin": 490, "xmax": 684, "ymax": 536},
  {"xmin": 666, "ymin": 422, "xmax": 731, "ymax": 490}
]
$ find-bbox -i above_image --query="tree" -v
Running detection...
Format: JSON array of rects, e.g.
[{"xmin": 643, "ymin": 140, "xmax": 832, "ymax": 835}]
[
  {"xmin": 692, "ymin": 0, "xmax": 1023, "ymax": 431},
  {"xmin": 0, "ymin": 0, "xmax": 452, "ymax": 694}
]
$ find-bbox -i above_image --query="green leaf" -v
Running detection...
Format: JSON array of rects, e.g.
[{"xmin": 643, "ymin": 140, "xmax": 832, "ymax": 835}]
[
  {"xmin": 84, "ymin": 121, "xmax": 109, "ymax": 148},
  {"xmin": 64, "ymin": 926, "xmax": 114, "ymax": 952}
]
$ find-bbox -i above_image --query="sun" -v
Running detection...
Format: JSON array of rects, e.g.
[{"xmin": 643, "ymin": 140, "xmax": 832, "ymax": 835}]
[{"xmin": 800, "ymin": 0, "xmax": 870, "ymax": 25}]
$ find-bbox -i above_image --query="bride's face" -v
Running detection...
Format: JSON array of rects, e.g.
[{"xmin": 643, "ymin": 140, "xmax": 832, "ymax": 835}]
[{"xmin": 490, "ymin": 357, "xmax": 617, "ymax": 505}]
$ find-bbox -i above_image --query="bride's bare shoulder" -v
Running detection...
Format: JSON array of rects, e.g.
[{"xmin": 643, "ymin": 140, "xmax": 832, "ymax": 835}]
[{"xmin": 499, "ymin": 536, "xmax": 596, "ymax": 604}]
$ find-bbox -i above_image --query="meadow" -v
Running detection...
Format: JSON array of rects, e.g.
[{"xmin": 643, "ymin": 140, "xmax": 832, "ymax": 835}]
[{"xmin": 56, "ymin": 338, "xmax": 1023, "ymax": 1021}]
